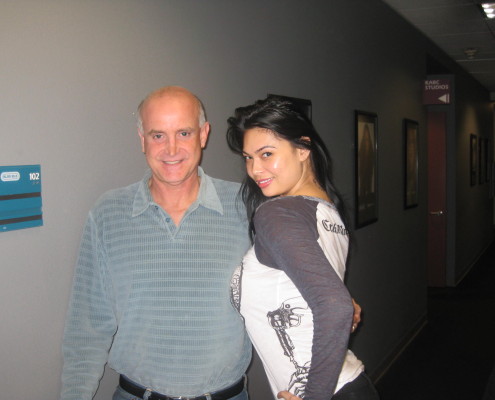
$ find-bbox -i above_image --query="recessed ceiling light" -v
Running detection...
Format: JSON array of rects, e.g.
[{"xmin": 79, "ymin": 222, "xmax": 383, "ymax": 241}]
[{"xmin": 479, "ymin": 2, "xmax": 495, "ymax": 18}]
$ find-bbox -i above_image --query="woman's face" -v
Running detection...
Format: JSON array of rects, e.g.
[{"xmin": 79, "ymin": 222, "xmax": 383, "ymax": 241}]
[{"xmin": 242, "ymin": 127, "xmax": 310, "ymax": 197}]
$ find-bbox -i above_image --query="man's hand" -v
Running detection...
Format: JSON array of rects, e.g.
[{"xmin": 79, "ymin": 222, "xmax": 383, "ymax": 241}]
[
  {"xmin": 351, "ymin": 298, "xmax": 361, "ymax": 333},
  {"xmin": 277, "ymin": 391, "xmax": 303, "ymax": 400}
]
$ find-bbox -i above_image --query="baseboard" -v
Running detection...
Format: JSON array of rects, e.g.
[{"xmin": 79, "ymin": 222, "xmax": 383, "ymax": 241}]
[{"xmin": 369, "ymin": 313, "xmax": 427, "ymax": 384}]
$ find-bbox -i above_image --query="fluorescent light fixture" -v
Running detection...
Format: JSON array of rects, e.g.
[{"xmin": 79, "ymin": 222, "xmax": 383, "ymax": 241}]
[{"xmin": 480, "ymin": 2, "xmax": 495, "ymax": 18}]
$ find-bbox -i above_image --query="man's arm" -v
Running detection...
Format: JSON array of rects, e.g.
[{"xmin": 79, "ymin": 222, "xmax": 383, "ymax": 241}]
[{"xmin": 60, "ymin": 212, "xmax": 117, "ymax": 400}]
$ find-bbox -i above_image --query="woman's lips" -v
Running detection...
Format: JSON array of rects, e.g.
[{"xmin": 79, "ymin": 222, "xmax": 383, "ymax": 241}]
[{"xmin": 256, "ymin": 178, "xmax": 272, "ymax": 188}]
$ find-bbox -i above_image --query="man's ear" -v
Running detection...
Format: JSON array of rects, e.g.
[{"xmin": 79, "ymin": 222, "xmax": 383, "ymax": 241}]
[
  {"xmin": 200, "ymin": 122, "xmax": 211, "ymax": 149},
  {"xmin": 138, "ymin": 130, "xmax": 145, "ymax": 153}
]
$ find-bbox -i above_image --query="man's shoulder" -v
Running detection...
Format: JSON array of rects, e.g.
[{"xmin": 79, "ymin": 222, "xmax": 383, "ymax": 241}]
[
  {"xmin": 204, "ymin": 173, "xmax": 242, "ymax": 200},
  {"xmin": 92, "ymin": 180, "xmax": 141, "ymax": 211},
  {"xmin": 209, "ymin": 176, "xmax": 241, "ymax": 192},
  {"xmin": 202, "ymin": 173, "xmax": 246, "ymax": 220}
]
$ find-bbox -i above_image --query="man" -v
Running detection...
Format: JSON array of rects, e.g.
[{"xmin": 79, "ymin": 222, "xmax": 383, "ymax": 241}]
[
  {"xmin": 61, "ymin": 86, "xmax": 251, "ymax": 400},
  {"xmin": 60, "ymin": 86, "xmax": 360, "ymax": 400}
]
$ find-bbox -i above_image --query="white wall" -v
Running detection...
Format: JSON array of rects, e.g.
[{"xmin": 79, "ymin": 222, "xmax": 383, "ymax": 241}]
[{"xmin": 2, "ymin": 1, "xmax": 488, "ymax": 399}]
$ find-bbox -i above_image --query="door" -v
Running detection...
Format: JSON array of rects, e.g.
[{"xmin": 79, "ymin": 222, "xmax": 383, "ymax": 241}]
[{"xmin": 427, "ymin": 111, "xmax": 447, "ymax": 286}]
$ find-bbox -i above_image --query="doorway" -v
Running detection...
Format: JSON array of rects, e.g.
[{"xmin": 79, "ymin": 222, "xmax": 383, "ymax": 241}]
[{"xmin": 427, "ymin": 111, "xmax": 447, "ymax": 286}]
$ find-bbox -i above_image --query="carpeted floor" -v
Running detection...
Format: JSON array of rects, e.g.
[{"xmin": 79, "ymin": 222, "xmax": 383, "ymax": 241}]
[{"xmin": 375, "ymin": 240, "xmax": 495, "ymax": 400}]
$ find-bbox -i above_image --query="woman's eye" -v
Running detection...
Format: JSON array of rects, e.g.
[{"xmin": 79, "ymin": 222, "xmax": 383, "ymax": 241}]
[
  {"xmin": 262, "ymin": 152, "xmax": 272, "ymax": 158},
  {"xmin": 243, "ymin": 155, "xmax": 252, "ymax": 161}
]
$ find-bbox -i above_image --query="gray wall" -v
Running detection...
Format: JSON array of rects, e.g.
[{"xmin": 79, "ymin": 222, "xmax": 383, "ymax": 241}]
[
  {"xmin": 454, "ymin": 73, "xmax": 494, "ymax": 282},
  {"xmin": 0, "ymin": 1, "xmax": 492, "ymax": 399},
  {"xmin": 426, "ymin": 71, "xmax": 494, "ymax": 286}
]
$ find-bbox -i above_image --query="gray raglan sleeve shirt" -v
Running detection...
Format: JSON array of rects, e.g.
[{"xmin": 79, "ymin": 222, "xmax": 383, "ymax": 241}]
[{"xmin": 253, "ymin": 197, "xmax": 354, "ymax": 399}]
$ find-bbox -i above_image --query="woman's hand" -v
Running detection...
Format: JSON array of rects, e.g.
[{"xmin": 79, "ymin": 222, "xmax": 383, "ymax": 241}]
[{"xmin": 277, "ymin": 391, "xmax": 303, "ymax": 400}]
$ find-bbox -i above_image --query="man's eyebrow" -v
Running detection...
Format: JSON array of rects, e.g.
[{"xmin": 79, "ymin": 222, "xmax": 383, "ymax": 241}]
[
  {"xmin": 145, "ymin": 127, "xmax": 196, "ymax": 136},
  {"xmin": 146, "ymin": 129, "xmax": 164, "ymax": 135}
]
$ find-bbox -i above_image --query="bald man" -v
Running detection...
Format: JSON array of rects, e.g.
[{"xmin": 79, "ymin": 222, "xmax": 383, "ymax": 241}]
[{"xmin": 61, "ymin": 87, "xmax": 251, "ymax": 400}]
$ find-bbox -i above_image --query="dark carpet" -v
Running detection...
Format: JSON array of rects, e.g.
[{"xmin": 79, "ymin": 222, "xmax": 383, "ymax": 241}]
[{"xmin": 376, "ymin": 239, "xmax": 495, "ymax": 400}]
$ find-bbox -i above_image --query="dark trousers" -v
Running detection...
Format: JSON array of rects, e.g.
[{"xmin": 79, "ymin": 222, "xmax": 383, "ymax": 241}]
[{"xmin": 483, "ymin": 363, "xmax": 495, "ymax": 400}]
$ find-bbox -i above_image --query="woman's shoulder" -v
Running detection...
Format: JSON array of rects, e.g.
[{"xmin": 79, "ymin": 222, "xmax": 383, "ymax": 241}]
[
  {"xmin": 254, "ymin": 196, "xmax": 338, "ymax": 231},
  {"xmin": 257, "ymin": 195, "xmax": 334, "ymax": 214}
]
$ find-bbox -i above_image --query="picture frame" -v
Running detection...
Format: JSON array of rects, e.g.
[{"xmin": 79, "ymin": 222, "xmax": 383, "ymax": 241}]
[
  {"xmin": 355, "ymin": 110, "xmax": 378, "ymax": 228},
  {"xmin": 404, "ymin": 119, "xmax": 419, "ymax": 208},
  {"xmin": 470, "ymin": 134, "xmax": 477, "ymax": 186},
  {"xmin": 490, "ymin": 162, "xmax": 495, "ymax": 199},
  {"xmin": 485, "ymin": 138, "xmax": 492, "ymax": 183},
  {"xmin": 479, "ymin": 136, "xmax": 485, "ymax": 184}
]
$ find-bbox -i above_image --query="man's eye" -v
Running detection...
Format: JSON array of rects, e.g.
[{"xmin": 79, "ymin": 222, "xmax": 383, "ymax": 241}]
[
  {"xmin": 153, "ymin": 134, "xmax": 163, "ymax": 140},
  {"xmin": 179, "ymin": 131, "xmax": 190, "ymax": 137}
]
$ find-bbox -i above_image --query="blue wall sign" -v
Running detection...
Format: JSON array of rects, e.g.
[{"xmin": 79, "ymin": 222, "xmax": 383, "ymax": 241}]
[{"xmin": 0, "ymin": 165, "xmax": 43, "ymax": 232}]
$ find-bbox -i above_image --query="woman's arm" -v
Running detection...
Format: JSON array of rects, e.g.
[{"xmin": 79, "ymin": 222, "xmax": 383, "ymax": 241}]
[{"xmin": 254, "ymin": 198, "xmax": 353, "ymax": 400}]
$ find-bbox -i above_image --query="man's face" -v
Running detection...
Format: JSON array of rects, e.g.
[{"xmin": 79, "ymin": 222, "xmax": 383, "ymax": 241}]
[{"xmin": 139, "ymin": 92, "xmax": 209, "ymax": 189}]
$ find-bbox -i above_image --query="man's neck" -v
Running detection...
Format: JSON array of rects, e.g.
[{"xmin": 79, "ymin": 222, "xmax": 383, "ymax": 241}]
[{"xmin": 149, "ymin": 174, "xmax": 201, "ymax": 226}]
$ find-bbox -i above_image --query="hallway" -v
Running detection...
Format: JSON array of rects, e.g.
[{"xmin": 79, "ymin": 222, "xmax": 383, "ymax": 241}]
[{"xmin": 376, "ymin": 239, "xmax": 495, "ymax": 400}]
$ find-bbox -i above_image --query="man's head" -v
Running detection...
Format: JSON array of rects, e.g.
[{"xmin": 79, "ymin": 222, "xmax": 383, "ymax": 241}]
[
  {"xmin": 137, "ymin": 86, "xmax": 207, "ymax": 133},
  {"xmin": 137, "ymin": 86, "xmax": 210, "ymax": 189}
]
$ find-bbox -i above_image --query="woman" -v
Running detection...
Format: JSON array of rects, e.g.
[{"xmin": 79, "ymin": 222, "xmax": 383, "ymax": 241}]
[{"xmin": 226, "ymin": 96, "xmax": 379, "ymax": 400}]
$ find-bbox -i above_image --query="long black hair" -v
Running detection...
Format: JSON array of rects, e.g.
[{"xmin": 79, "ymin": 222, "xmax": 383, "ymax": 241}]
[{"xmin": 226, "ymin": 95, "xmax": 349, "ymax": 238}]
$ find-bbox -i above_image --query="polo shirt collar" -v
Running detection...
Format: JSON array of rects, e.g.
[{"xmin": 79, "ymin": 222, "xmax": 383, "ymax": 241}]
[{"xmin": 131, "ymin": 167, "xmax": 224, "ymax": 217}]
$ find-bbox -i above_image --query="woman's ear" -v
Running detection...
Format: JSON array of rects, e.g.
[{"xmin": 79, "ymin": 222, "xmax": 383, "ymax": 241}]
[
  {"xmin": 298, "ymin": 136, "xmax": 311, "ymax": 161},
  {"xmin": 298, "ymin": 148, "xmax": 311, "ymax": 162}
]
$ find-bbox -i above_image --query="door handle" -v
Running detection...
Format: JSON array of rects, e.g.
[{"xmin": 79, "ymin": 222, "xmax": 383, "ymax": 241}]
[{"xmin": 429, "ymin": 210, "xmax": 444, "ymax": 216}]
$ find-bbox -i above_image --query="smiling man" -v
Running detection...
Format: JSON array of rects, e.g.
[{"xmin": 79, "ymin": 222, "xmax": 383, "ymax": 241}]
[
  {"xmin": 60, "ymin": 86, "xmax": 252, "ymax": 400},
  {"xmin": 138, "ymin": 88, "xmax": 210, "ymax": 224}
]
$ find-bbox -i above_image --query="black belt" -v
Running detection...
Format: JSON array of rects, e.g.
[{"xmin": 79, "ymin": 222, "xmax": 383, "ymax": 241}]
[{"xmin": 119, "ymin": 375, "xmax": 245, "ymax": 400}]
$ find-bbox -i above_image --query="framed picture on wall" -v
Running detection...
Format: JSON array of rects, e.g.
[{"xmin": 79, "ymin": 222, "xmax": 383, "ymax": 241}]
[
  {"xmin": 268, "ymin": 94, "xmax": 312, "ymax": 120},
  {"xmin": 479, "ymin": 136, "xmax": 485, "ymax": 184},
  {"xmin": 404, "ymin": 119, "xmax": 419, "ymax": 209},
  {"xmin": 470, "ymin": 134, "xmax": 477, "ymax": 186},
  {"xmin": 355, "ymin": 110, "xmax": 378, "ymax": 228},
  {"xmin": 491, "ymin": 162, "xmax": 495, "ymax": 199},
  {"xmin": 486, "ymin": 139, "xmax": 491, "ymax": 183}
]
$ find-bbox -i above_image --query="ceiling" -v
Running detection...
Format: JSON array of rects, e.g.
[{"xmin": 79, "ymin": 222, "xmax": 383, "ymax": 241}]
[{"xmin": 381, "ymin": 0, "xmax": 495, "ymax": 97}]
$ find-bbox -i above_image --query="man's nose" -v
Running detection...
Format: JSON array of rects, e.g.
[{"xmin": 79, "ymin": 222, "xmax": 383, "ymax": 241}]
[{"xmin": 165, "ymin": 136, "xmax": 177, "ymax": 156}]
